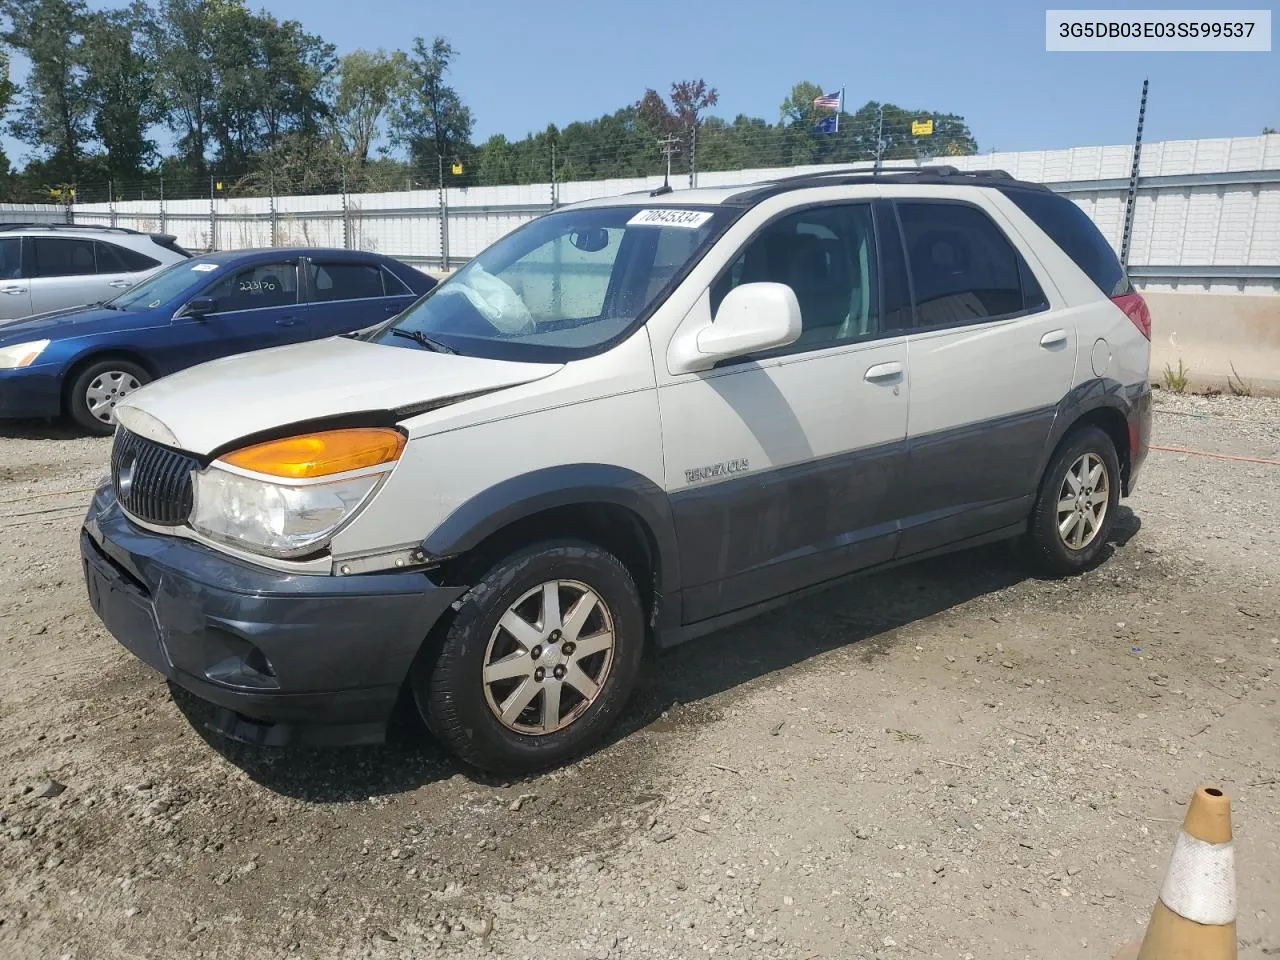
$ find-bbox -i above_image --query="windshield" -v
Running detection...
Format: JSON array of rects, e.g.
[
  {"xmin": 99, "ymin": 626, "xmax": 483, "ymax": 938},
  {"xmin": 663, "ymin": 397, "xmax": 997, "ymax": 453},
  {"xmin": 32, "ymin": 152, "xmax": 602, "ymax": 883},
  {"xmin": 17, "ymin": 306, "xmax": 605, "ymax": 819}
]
[
  {"xmin": 369, "ymin": 205, "xmax": 733, "ymax": 361},
  {"xmin": 110, "ymin": 259, "xmax": 221, "ymax": 310}
]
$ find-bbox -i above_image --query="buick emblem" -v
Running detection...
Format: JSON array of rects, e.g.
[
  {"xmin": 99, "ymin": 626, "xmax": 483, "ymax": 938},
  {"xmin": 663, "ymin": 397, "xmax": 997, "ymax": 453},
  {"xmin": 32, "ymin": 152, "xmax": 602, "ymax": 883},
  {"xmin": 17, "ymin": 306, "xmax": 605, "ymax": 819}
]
[{"xmin": 117, "ymin": 455, "xmax": 136, "ymax": 498}]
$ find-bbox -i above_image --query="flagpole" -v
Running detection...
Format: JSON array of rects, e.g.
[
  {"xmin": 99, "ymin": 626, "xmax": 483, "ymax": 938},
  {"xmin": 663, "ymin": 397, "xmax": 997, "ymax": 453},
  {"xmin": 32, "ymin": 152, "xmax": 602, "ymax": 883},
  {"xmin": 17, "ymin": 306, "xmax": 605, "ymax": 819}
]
[{"xmin": 836, "ymin": 86, "xmax": 844, "ymax": 134}]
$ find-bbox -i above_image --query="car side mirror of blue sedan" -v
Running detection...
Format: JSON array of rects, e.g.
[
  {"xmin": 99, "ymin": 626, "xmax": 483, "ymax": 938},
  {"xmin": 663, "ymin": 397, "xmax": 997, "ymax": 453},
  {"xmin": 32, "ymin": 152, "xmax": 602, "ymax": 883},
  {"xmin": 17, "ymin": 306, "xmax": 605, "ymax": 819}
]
[{"xmin": 185, "ymin": 296, "xmax": 216, "ymax": 318}]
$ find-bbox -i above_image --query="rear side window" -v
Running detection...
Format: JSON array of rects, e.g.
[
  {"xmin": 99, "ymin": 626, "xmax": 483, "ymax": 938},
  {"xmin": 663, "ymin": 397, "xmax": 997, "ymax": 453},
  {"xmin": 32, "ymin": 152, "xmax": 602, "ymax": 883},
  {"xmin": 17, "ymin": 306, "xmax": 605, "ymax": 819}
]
[
  {"xmin": 30, "ymin": 237, "xmax": 97, "ymax": 278},
  {"xmin": 307, "ymin": 262, "xmax": 386, "ymax": 301},
  {"xmin": 381, "ymin": 266, "xmax": 412, "ymax": 295},
  {"xmin": 1001, "ymin": 188, "xmax": 1130, "ymax": 297},
  {"xmin": 896, "ymin": 201, "xmax": 1046, "ymax": 329},
  {"xmin": 96, "ymin": 241, "xmax": 160, "ymax": 273},
  {"xmin": 0, "ymin": 238, "xmax": 20, "ymax": 280}
]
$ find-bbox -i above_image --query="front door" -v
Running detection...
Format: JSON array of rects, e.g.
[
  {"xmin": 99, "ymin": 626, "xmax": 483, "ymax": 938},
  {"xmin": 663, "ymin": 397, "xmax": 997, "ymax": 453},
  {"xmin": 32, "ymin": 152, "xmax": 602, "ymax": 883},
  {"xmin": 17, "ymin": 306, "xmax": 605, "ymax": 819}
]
[
  {"xmin": 167, "ymin": 260, "xmax": 310, "ymax": 370},
  {"xmin": 890, "ymin": 198, "xmax": 1077, "ymax": 555},
  {"xmin": 658, "ymin": 202, "xmax": 911, "ymax": 624}
]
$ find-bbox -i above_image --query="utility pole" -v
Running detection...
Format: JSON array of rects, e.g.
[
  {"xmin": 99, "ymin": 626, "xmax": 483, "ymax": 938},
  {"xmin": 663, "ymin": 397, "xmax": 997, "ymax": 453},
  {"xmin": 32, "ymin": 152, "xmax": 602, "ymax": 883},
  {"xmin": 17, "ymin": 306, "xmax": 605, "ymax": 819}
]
[
  {"xmin": 657, "ymin": 134, "xmax": 682, "ymax": 190},
  {"xmin": 874, "ymin": 103, "xmax": 884, "ymax": 172},
  {"xmin": 550, "ymin": 142, "xmax": 558, "ymax": 210},
  {"xmin": 1119, "ymin": 78, "xmax": 1150, "ymax": 271},
  {"xmin": 689, "ymin": 126, "xmax": 696, "ymax": 190},
  {"xmin": 437, "ymin": 154, "xmax": 449, "ymax": 271}
]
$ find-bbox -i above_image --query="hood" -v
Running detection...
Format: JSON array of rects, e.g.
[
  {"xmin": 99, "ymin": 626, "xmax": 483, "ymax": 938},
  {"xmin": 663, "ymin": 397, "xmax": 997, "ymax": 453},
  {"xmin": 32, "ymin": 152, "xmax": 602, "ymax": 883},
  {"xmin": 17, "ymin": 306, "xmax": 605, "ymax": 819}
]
[
  {"xmin": 117, "ymin": 336, "xmax": 562, "ymax": 455},
  {"xmin": 0, "ymin": 304, "xmax": 138, "ymax": 342}
]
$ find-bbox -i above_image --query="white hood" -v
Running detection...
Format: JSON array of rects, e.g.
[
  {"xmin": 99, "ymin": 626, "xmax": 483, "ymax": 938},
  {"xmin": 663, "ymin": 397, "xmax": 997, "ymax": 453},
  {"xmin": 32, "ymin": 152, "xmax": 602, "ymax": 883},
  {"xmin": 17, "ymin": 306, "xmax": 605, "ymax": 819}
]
[{"xmin": 117, "ymin": 336, "xmax": 560, "ymax": 454}]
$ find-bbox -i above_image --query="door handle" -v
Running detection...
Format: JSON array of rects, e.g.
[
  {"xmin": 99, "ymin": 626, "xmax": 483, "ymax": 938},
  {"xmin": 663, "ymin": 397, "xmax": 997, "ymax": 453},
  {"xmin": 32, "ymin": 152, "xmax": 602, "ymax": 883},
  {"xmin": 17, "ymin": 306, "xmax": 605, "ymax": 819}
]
[
  {"xmin": 274, "ymin": 317, "xmax": 299, "ymax": 327},
  {"xmin": 1040, "ymin": 329, "xmax": 1068, "ymax": 348},
  {"xmin": 0, "ymin": 286, "xmax": 27, "ymax": 294},
  {"xmin": 107, "ymin": 280, "xmax": 133, "ymax": 289},
  {"xmin": 864, "ymin": 361, "xmax": 903, "ymax": 382}
]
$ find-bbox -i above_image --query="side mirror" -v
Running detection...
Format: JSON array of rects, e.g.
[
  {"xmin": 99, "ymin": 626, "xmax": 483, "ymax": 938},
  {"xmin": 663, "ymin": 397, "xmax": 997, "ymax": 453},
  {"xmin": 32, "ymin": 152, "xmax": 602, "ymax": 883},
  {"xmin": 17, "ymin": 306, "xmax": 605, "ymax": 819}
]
[
  {"xmin": 696, "ymin": 282, "xmax": 801, "ymax": 363},
  {"xmin": 184, "ymin": 296, "xmax": 216, "ymax": 318}
]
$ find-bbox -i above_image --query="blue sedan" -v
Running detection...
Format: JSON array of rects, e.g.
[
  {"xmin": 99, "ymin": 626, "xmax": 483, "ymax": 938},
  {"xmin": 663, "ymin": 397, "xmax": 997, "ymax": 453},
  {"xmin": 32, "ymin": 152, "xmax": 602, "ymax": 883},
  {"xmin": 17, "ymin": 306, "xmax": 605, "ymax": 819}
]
[{"xmin": 0, "ymin": 248, "xmax": 437, "ymax": 434}]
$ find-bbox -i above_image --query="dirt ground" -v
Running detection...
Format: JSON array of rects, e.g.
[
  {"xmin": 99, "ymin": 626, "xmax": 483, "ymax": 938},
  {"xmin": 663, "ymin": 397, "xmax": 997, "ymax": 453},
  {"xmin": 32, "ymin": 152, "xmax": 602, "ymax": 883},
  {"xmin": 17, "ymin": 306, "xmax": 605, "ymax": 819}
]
[{"xmin": 1, "ymin": 391, "xmax": 1277, "ymax": 960}]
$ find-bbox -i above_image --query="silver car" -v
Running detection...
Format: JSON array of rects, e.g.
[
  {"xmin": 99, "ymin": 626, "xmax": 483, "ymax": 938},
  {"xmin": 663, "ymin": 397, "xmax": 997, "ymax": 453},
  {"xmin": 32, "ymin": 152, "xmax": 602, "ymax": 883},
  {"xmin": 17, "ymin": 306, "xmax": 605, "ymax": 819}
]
[{"xmin": 0, "ymin": 223, "xmax": 191, "ymax": 321}]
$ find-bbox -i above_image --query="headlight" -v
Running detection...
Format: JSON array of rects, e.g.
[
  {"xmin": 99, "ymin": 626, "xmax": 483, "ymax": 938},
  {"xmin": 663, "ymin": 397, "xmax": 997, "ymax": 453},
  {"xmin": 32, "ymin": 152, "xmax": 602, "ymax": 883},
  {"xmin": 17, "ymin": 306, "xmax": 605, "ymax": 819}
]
[
  {"xmin": 0, "ymin": 340, "xmax": 51, "ymax": 369},
  {"xmin": 191, "ymin": 428, "xmax": 406, "ymax": 558}
]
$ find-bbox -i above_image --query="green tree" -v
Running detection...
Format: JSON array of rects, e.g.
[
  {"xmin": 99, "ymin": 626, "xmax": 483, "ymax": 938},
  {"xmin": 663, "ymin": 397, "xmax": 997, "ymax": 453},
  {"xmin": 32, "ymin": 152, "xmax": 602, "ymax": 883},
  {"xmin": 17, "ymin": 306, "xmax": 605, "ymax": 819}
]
[
  {"xmin": 81, "ymin": 2, "xmax": 162, "ymax": 183},
  {"xmin": 2, "ymin": 0, "xmax": 91, "ymax": 181},
  {"xmin": 389, "ymin": 36, "xmax": 473, "ymax": 178},
  {"xmin": 148, "ymin": 0, "xmax": 223, "ymax": 177},
  {"xmin": 780, "ymin": 81, "xmax": 824, "ymax": 126},
  {"xmin": 332, "ymin": 49, "xmax": 409, "ymax": 164},
  {"xmin": 256, "ymin": 13, "xmax": 334, "ymax": 148}
]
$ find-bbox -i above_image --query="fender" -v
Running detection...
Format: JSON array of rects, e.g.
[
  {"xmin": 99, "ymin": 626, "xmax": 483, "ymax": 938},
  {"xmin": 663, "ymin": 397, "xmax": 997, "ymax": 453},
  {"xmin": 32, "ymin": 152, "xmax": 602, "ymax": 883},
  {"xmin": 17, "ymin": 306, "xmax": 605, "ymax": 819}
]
[
  {"xmin": 1037, "ymin": 377, "xmax": 1150, "ymax": 492},
  {"xmin": 420, "ymin": 463, "xmax": 682, "ymax": 594}
]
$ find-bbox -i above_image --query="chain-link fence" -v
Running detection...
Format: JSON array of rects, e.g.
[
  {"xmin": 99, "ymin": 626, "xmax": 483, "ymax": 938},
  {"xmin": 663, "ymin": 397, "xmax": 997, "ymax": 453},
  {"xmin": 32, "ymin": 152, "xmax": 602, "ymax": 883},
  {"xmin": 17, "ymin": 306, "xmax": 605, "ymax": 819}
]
[{"xmin": 6, "ymin": 133, "xmax": 1280, "ymax": 288}]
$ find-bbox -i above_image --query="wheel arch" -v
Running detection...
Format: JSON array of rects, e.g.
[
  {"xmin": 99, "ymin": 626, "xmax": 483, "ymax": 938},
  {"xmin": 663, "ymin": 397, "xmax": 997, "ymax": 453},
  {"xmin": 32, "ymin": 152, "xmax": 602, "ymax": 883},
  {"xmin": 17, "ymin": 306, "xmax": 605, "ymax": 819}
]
[
  {"xmin": 422, "ymin": 464, "xmax": 682, "ymax": 627},
  {"xmin": 1039, "ymin": 378, "xmax": 1137, "ymax": 495}
]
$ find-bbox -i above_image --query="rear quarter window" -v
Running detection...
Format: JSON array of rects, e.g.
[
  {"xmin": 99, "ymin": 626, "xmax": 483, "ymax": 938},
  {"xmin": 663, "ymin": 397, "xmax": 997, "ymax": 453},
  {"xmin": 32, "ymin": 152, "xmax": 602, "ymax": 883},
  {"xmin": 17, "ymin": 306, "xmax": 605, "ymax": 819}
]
[{"xmin": 1001, "ymin": 188, "xmax": 1130, "ymax": 297}]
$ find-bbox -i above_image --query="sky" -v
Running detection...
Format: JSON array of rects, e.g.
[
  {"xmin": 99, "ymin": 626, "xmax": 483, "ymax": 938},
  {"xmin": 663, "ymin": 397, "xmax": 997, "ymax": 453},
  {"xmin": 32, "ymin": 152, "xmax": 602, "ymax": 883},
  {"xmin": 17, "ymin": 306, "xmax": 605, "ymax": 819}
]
[{"xmin": 4, "ymin": 0, "xmax": 1278, "ymax": 165}]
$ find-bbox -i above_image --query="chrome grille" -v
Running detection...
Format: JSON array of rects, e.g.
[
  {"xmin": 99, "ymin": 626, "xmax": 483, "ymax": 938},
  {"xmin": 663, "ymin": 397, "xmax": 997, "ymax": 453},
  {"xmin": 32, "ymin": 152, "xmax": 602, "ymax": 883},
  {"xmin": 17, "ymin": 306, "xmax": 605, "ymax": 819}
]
[{"xmin": 111, "ymin": 428, "xmax": 199, "ymax": 526}]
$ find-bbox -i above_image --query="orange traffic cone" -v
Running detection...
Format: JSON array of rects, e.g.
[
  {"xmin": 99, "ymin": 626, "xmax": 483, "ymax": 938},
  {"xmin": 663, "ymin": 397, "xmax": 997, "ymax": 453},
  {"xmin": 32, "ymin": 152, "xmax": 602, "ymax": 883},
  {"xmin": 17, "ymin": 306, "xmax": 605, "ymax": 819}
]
[{"xmin": 1123, "ymin": 785, "xmax": 1237, "ymax": 960}]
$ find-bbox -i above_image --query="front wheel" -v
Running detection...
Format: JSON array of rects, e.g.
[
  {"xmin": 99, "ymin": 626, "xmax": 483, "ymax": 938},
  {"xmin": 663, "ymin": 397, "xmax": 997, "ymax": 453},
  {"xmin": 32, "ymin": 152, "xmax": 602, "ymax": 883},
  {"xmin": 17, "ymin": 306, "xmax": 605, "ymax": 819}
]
[
  {"xmin": 413, "ymin": 540, "xmax": 645, "ymax": 775},
  {"xmin": 1025, "ymin": 425, "xmax": 1121, "ymax": 576},
  {"xmin": 67, "ymin": 359, "xmax": 150, "ymax": 435}
]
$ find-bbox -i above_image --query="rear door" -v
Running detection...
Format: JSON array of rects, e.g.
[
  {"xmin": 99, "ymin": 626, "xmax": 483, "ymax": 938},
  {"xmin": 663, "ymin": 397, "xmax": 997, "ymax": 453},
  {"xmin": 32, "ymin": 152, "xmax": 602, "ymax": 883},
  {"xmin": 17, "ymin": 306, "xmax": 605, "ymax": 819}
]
[
  {"xmin": 0, "ymin": 237, "xmax": 31, "ymax": 320},
  {"xmin": 890, "ymin": 195, "xmax": 1075, "ymax": 556},
  {"xmin": 93, "ymin": 240, "xmax": 162, "ymax": 299},
  {"xmin": 171, "ymin": 259, "xmax": 309, "ymax": 367},
  {"xmin": 26, "ymin": 236, "xmax": 105, "ymax": 313},
  {"xmin": 302, "ymin": 259, "xmax": 418, "ymax": 337}
]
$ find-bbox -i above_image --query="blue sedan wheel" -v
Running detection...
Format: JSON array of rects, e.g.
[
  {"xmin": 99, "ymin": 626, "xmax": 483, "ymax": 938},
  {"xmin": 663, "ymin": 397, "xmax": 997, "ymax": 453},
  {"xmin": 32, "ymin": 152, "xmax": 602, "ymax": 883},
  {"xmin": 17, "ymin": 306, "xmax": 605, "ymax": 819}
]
[{"xmin": 69, "ymin": 359, "xmax": 150, "ymax": 435}]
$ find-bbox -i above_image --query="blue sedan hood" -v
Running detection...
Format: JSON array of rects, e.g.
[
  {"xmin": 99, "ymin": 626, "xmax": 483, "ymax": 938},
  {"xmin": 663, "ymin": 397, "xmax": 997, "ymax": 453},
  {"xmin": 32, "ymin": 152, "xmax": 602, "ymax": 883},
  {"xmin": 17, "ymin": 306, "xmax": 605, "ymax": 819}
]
[{"xmin": 0, "ymin": 304, "xmax": 158, "ymax": 346}]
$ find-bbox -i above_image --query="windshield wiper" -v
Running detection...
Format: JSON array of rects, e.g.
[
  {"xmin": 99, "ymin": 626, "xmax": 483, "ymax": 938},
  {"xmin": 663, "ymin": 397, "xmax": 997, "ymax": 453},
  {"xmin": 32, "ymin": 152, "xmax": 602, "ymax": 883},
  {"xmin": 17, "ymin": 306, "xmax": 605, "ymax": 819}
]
[{"xmin": 390, "ymin": 328, "xmax": 456, "ymax": 354}]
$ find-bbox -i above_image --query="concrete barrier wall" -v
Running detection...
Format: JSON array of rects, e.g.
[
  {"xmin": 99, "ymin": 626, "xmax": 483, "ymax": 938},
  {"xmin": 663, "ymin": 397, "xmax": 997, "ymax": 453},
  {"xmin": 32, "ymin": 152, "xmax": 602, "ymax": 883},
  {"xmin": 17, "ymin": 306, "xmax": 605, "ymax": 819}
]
[{"xmin": 1146, "ymin": 291, "xmax": 1280, "ymax": 394}]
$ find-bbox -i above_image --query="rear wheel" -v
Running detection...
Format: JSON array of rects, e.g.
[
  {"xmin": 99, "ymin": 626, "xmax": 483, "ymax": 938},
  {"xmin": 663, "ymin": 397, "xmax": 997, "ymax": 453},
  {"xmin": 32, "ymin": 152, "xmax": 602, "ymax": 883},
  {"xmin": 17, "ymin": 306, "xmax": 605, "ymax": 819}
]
[
  {"xmin": 68, "ymin": 359, "xmax": 149, "ymax": 435},
  {"xmin": 413, "ymin": 539, "xmax": 645, "ymax": 775},
  {"xmin": 1025, "ymin": 425, "xmax": 1121, "ymax": 576}
]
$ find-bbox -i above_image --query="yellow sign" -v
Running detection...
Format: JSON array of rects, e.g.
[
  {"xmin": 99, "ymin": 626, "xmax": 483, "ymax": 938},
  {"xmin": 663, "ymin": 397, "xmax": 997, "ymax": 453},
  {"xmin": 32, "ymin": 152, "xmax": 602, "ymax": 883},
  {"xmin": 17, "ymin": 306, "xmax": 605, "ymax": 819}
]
[
  {"xmin": 215, "ymin": 181, "xmax": 224, "ymax": 191},
  {"xmin": 451, "ymin": 162, "xmax": 464, "ymax": 175},
  {"xmin": 912, "ymin": 119, "xmax": 935, "ymax": 137}
]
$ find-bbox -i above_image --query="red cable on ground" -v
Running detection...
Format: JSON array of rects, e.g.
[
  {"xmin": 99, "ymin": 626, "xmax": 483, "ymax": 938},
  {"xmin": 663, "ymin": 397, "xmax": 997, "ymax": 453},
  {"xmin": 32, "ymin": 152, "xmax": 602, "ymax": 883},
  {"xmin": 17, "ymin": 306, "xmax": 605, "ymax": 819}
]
[{"xmin": 1150, "ymin": 444, "xmax": 1280, "ymax": 466}]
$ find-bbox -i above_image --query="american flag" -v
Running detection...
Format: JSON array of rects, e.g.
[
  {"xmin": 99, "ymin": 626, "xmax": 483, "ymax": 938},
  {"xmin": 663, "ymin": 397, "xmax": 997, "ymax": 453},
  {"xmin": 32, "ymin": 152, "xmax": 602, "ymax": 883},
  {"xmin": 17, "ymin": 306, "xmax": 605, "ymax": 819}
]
[{"xmin": 813, "ymin": 91, "xmax": 842, "ymax": 110}]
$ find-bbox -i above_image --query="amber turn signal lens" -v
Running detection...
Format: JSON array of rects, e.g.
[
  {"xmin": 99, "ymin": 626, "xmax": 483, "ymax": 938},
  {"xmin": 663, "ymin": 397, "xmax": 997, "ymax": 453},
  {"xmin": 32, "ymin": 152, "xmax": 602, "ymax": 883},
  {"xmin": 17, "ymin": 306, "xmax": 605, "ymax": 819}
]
[{"xmin": 221, "ymin": 428, "xmax": 406, "ymax": 479}]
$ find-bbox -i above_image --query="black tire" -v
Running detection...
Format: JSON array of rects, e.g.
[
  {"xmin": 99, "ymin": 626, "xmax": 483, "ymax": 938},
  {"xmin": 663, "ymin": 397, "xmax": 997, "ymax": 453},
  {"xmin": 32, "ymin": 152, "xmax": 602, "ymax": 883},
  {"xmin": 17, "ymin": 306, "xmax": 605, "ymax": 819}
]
[
  {"xmin": 1025, "ymin": 424, "xmax": 1121, "ymax": 576},
  {"xmin": 67, "ymin": 358, "xmax": 150, "ymax": 435},
  {"xmin": 414, "ymin": 539, "xmax": 645, "ymax": 775}
]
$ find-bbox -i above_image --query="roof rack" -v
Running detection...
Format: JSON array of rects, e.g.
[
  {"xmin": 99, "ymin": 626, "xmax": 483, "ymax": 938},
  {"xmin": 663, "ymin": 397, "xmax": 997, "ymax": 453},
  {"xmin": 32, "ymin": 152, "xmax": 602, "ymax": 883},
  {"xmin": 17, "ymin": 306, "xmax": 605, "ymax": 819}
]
[
  {"xmin": 725, "ymin": 165, "xmax": 1043, "ymax": 205},
  {"xmin": 0, "ymin": 221, "xmax": 147, "ymax": 235}
]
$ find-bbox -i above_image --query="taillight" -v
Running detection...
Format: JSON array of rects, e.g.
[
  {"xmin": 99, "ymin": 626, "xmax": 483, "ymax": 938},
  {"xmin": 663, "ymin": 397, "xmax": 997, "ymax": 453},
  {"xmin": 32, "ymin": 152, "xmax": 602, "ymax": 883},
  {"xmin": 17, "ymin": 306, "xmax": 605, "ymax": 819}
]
[{"xmin": 1112, "ymin": 292, "xmax": 1152, "ymax": 340}]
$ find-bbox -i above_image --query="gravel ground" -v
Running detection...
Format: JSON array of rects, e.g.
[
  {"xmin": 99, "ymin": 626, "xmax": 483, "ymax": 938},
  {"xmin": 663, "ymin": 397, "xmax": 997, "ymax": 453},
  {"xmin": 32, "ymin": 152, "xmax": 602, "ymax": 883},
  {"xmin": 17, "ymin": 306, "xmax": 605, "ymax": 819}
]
[{"xmin": 1, "ymin": 391, "xmax": 1278, "ymax": 960}]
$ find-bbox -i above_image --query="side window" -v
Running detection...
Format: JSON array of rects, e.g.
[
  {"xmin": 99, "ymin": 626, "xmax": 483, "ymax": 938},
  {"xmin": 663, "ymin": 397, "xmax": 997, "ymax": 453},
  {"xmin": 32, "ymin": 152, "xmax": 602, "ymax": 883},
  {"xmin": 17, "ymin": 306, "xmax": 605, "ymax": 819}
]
[
  {"xmin": 896, "ymin": 202, "xmax": 1045, "ymax": 329},
  {"xmin": 307, "ymin": 262, "xmax": 386, "ymax": 302},
  {"xmin": 1002, "ymin": 188, "xmax": 1130, "ymax": 297},
  {"xmin": 0, "ymin": 238, "xmax": 20, "ymax": 280},
  {"xmin": 381, "ymin": 266, "xmax": 412, "ymax": 296},
  {"xmin": 205, "ymin": 262, "xmax": 298, "ymax": 312},
  {"xmin": 96, "ymin": 241, "xmax": 160, "ymax": 273},
  {"xmin": 710, "ymin": 204, "xmax": 879, "ymax": 351},
  {"xmin": 30, "ymin": 237, "xmax": 97, "ymax": 278}
]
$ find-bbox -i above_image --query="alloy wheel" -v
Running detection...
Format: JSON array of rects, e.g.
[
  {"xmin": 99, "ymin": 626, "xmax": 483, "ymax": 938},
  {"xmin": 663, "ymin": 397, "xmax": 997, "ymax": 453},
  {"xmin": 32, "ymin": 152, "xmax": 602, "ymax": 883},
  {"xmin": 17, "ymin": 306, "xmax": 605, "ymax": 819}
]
[{"xmin": 1056, "ymin": 452, "xmax": 1110, "ymax": 550}]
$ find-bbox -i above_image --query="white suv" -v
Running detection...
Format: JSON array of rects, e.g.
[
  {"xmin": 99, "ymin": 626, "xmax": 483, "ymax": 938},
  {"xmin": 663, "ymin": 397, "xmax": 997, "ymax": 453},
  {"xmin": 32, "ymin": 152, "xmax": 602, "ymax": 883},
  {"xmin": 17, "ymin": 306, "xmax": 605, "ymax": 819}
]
[
  {"xmin": 0, "ymin": 223, "xmax": 190, "ymax": 321},
  {"xmin": 81, "ymin": 167, "xmax": 1152, "ymax": 773}
]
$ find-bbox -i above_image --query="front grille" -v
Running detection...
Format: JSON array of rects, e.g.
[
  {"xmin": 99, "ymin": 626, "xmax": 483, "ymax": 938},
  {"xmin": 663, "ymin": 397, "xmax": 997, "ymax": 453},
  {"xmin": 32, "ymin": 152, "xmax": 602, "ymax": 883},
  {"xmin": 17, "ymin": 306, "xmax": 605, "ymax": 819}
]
[{"xmin": 111, "ymin": 428, "xmax": 199, "ymax": 526}]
